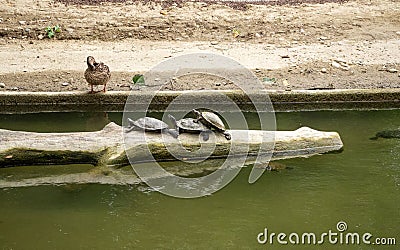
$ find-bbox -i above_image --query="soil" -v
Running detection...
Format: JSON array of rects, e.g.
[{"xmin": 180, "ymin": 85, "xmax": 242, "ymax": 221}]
[{"xmin": 0, "ymin": 0, "xmax": 399, "ymax": 92}]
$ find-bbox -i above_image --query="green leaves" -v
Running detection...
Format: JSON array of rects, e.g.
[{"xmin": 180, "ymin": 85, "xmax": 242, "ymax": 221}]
[
  {"xmin": 132, "ymin": 74, "xmax": 145, "ymax": 85},
  {"xmin": 262, "ymin": 77, "xmax": 276, "ymax": 83},
  {"xmin": 54, "ymin": 25, "xmax": 61, "ymax": 33},
  {"xmin": 45, "ymin": 25, "xmax": 61, "ymax": 39}
]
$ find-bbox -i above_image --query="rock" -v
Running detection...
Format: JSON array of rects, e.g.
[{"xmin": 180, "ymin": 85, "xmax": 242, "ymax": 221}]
[
  {"xmin": 255, "ymin": 33, "xmax": 261, "ymax": 38},
  {"xmin": 319, "ymin": 36, "xmax": 329, "ymax": 40},
  {"xmin": 0, "ymin": 83, "xmax": 5, "ymax": 88},
  {"xmin": 37, "ymin": 34, "xmax": 44, "ymax": 40},
  {"xmin": 61, "ymin": 82, "xmax": 69, "ymax": 87},
  {"xmin": 334, "ymin": 58, "xmax": 347, "ymax": 64},
  {"xmin": 53, "ymin": 79, "xmax": 59, "ymax": 82},
  {"xmin": 210, "ymin": 41, "xmax": 219, "ymax": 45},
  {"xmin": 215, "ymin": 83, "xmax": 221, "ymax": 86},
  {"xmin": 18, "ymin": 20, "xmax": 26, "ymax": 25},
  {"xmin": 65, "ymin": 28, "xmax": 74, "ymax": 34},
  {"xmin": 321, "ymin": 68, "xmax": 327, "ymax": 73},
  {"xmin": 331, "ymin": 61, "xmax": 342, "ymax": 69},
  {"xmin": 387, "ymin": 68, "xmax": 398, "ymax": 73},
  {"xmin": 332, "ymin": 61, "xmax": 349, "ymax": 71},
  {"xmin": 160, "ymin": 10, "xmax": 167, "ymax": 15},
  {"xmin": 11, "ymin": 87, "xmax": 19, "ymax": 91},
  {"xmin": 25, "ymin": 28, "xmax": 30, "ymax": 32},
  {"xmin": 396, "ymin": 31, "xmax": 400, "ymax": 35}
]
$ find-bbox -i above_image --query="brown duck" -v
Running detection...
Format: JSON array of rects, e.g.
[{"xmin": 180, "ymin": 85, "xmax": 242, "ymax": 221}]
[{"xmin": 84, "ymin": 56, "xmax": 111, "ymax": 93}]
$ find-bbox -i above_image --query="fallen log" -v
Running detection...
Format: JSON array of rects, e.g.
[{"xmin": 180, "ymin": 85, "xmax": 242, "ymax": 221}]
[
  {"xmin": 0, "ymin": 123, "xmax": 343, "ymax": 187},
  {"xmin": 0, "ymin": 122, "xmax": 343, "ymax": 168}
]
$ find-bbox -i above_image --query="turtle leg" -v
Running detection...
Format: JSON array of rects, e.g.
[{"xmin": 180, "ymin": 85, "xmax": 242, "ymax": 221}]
[
  {"xmin": 223, "ymin": 131, "xmax": 231, "ymax": 140},
  {"xmin": 89, "ymin": 84, "xmax": 94, "ymax": 94},
  {"xmin": 124, "ymin": 125, "xmax": 136, "ymax": 133},
  {"xmin": 103, "ymin": 84, "xmax": 107, "ymax": 92}
]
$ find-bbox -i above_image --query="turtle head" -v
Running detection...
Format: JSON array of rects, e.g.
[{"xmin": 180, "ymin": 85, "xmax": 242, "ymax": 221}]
[
  {"xmin": 167, "ymin": 114, "xmax": 177, "ymax": 128},
  {"xmin": 86, "ymin": 56, "xmax": 96, "ymax": 70},
  {"xmin": 192, "ymin": 109, "xmax": 201, "ymax": 117}
]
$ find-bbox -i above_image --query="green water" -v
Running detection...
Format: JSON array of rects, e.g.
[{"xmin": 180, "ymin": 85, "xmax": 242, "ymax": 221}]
[{"xmin": 0, "ymin": 110, "xmax": 399, "ymax": 249}]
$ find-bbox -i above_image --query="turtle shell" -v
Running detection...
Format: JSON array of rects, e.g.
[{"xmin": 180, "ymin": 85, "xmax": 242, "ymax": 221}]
[
  {"xmin": 177, "ymin": 118, "xmax": 208, "ymax": 132},
  {"xmin": 200, "ymin": 111, "xmax": 226, "ymax": 131},
  {"xmin": 128, "ymin": 117, "xmax": 168, "ymax": 131}
]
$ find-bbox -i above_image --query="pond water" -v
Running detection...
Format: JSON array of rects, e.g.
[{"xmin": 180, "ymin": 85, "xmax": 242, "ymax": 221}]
[{"xmin": 0, "ymin": 110, "xmax": 399, "ymax": 249}]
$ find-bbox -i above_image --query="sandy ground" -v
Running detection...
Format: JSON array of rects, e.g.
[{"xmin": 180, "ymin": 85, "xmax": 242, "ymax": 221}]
[{"xmin": 0, "ymin": 0, "xmax": 399, "ymax": 92}]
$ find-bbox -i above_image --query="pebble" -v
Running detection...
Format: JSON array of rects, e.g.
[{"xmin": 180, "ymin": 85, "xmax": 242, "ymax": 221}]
[
  {"xmin": 280, "ymin": 54, "xmax": 290, "ymax": 59},
  {"xmin": 387, "ymin": 68, "xmax": 398, "ymax": 73},
  {"xmin": 396, "ymin": 31, "xmax": 400, "ymax": 35},
  {"xmin": 210, "ymin": 41, "xmax": 219, "ymax": 45},
  {"xmin": 38, "ymin": 34, "xmax": 44, "ymax": 40},
  {"xmin": 215, "ymin": 83, "xmax": 221, "ymax": 86},
  {"xmin": 334, "ymin": 58, "xmax": 347, "ymax": 64},
  {"xmin": 319, "ymin": 36, "xmax": 329, "ymax": 40},
  {"xmin": 332, "ymin": 61, "xmax": 349, "ymax": 71},
  {"xmin": 331, "ymin": 61, "xmax": 342, "ymax": 69},
  {"xmin": 321, "ymin": 68, "xmax": 327, "ymax": 73},
  {"xmin": 18, "ymin": 20, "xmax": 26, "ymax": 25},
  {"xmin": 61, "ymin": 82, "xmax": 69, "ymax": 87},
  {"xmin": 0, "ymin": 82, "xmax": 5, "ymax": 88},
  {"xmin": 11, "ymin": 87, "xmax": 19, "ymax": 91},
  {"xmin": 53, "ymin": 78, "xmax": 59, "ymax": 82}
]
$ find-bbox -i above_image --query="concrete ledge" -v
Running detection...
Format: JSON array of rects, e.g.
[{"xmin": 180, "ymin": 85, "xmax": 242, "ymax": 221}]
[{"xmin": 0, "ymin": 89, "xmax": 399, "ymax": 112}]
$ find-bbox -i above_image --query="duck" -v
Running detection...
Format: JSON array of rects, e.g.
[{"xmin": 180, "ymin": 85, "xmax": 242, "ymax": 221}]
[{"xmin": 84, "ymin": 56, "xmax": 111, "ymax": 93}]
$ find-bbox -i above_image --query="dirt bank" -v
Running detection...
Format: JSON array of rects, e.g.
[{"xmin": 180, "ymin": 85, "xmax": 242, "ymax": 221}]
[{"xmin": 0, "ymin": 0, "xmax": 399, "ymax": 92}]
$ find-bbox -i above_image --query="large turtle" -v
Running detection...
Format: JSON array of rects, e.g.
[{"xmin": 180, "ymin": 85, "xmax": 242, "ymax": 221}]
[
  {"xmin": 192, "ymin": 109, "xmax": 231, "ymax": 140},
  {"xmin": 125, "ymin": 117, "xmax": 178, "ymax": 138},
  {"xmin": 370, "ymin": 129, "xmax": 400, "ymax": 140},
  {"xmin": 168, "ymin": 114, "xmax": 211, "ymax": 141}
]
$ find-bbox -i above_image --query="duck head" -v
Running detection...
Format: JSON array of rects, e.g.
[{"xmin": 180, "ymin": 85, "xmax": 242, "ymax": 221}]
[{"xmin": 86, "ymin": 56, "xmax": 96, "ymax": 70}]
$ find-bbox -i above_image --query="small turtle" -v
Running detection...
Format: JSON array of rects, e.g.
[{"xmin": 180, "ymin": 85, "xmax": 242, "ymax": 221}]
[
  {"xmin": 192, "ymin": 109, "xmax": 231, "ymax": 140},
  {"xmin": 125, "ymin": 117, "xmax": 178, "ymax": 138},
  {"xmin": 370, "ymin": 129, "xmax": 400, "ymax": 140},
  {"xmin": 168, "ymin": 114, "xmax": 211, "ymax": 141}
]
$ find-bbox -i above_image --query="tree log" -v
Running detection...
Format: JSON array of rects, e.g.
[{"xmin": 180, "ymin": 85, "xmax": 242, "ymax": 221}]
[{"xmin": 0, "ymin": 123, "xmax": 343, "ymax": 187}]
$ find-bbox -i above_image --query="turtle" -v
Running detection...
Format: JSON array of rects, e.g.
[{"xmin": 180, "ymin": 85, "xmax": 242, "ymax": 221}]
[
  {"xmin": 192, "ymin": 109, "xmax": 231, "ymax": 140},
  {"xmin": 84, "ymin": 56, "xmax": 111, "ymax": 93},
  {"xmin": 125, "ymin": 117, "xmax": 178, "ymax": 138},
  {"xmin": 370, "ymin": 129, "xmax": 400, "ymax": 140},
  {"xmin": 168, "ymin": 114, "xmax": 211, "ymax": 141}
]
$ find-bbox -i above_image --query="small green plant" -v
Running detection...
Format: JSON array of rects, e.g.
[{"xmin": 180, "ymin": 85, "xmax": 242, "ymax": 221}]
[
  {"xmin": 132, "ymin": 74, "xmax": 145, "ymax": 90},
  {"xmin": 45, "ymin": 25, "xmax": 61, "ymax": 38}
]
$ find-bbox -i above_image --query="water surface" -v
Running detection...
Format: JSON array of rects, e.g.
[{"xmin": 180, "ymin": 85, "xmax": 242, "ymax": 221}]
[{"xmin": 0, "ymin": 110, "xmax": 399, "ymax": 249}]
